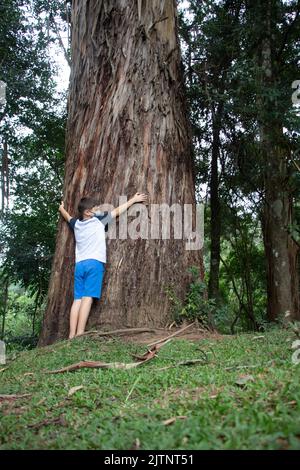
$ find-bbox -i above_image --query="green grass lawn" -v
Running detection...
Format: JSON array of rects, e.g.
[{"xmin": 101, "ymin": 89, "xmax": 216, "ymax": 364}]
[{"xmin": 0, "ymin": 327, "xmax": 300, "ymax": 450}]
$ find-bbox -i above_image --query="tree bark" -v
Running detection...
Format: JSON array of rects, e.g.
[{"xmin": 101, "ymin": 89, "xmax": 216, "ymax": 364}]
[
  {"xmin": 0, "ymin": 276, "xmax": 8, "ymax": 340},
  {"xmin": 262, "ymin": 192, "xmax": 299, "ymax": 321},
  {"xmin": 39, "ymin": 0, "xmax": 204, "ymax": 345},
  {"xmin": 259, "ymin": 0, "xmax": 299, "ymax": 321},
  {"xmin": 208, "ymin": 105, "xmax": 222, "ymax": 301}
]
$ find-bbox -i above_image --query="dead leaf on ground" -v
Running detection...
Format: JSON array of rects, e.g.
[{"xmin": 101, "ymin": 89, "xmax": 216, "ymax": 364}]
[
  {"xmin": 36, "ymin": 398, "xmax": 47, "ymax": 406},
  {"xmin": 252, "ymin": 336, "xmax": 265, "ymax": 341},
  {"xmin": 53, "ymin": 399, "xmax": 72, "ymax": 409},
  {"xmin": 235, "ymin": 374, "xmax": 255, "ymax": 387},
  {"xmin": 155, "ymin": 386, "xmax": 223, "ymax": 407},
  {"xmin": 131, "ymin": 438, "xmax": 141, "ymax": 450},
  {"xmin": 23, "ymin": 372, "xmax": 34, "ymax": 377},
  {"xmin": 0, "ymin": 393, "xmax": 31, "ymax": 402},
  {"xmin": 292, "ymin": 340, "xmax": 300, "ymax": 350},
  {"xmin": 163, "ymin": 416, "xmax": 187, "ymax": 426},
  {"xmin": 287, "ymin": 400, "xmax": 297, "ymax": 407},
  {"xmin": 2, "ymin": 405, "xmax": 27, "ymax": 416},
  {"xmin": 28, "ymin": 415, "xmax": 67, "ymax": 430},
  {"xmin": 68, "ymin": 385, "xmax": 84, "ymax": 397},
  {"xmin": 276, "ymin": 437, "xmax": 290, "ymax": 450},
  {"xmin": 0, "ymin": 367, "xmax": 8, "ymax": 373}
]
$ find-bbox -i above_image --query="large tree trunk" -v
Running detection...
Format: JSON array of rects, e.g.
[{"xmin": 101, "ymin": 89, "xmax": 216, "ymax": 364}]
[
  {"xmin": 39, "ymin": 0, "xmax": 204, "ymax": 345},
  {"xmin": 259, "ymin": 0, "xmax": 300, "ymax": 321}
]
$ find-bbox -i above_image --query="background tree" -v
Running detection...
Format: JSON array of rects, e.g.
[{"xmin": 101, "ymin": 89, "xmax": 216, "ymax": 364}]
[
  {"xmin": 0, "ymin": 0, "xmax": 66, "ymax": 343},
  {"xmin": 254, "ymin": 0, "xmax": 300, "ymax": 320},
  {"xmin": 179, "ymin": 0, "xmax": 300, "ymax": 327}
]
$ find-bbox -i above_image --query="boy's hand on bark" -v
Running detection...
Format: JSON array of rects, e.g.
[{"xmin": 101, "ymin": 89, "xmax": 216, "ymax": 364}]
[
  {"xmin": 59, "ymin": 201, "xmax": 64, "ymax": 212},
  {"xmin": 133, "ymin": 192, "xmax": 148, "ymax": 204}
]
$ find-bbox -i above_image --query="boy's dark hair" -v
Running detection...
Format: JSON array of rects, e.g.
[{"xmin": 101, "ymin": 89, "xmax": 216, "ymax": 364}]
[{"xmin": 78, "ymin": 197, "xmax": 99, "ymax": 220}]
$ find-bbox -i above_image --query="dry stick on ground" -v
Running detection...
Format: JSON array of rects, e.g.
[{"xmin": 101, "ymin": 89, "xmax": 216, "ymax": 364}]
[
  {"xmin": 75, "ymin": 328, "xmax": 157, "ymax": 338},
  {"xmin": 157, "ymin": 358, "xmax": 210, "ymax": 371},
  {"xmin": 131, "ymin": 339, "xmax": 172, "ymax": 361},
  {"xmin": 224, "ymin": 360, "xmax": 274, "ymax": 371},
  {"xmin": 46, "ymin": 360, "xmax": 144, "ymax": 374},
  {"xmin": 146, "ymin": 322, "xmax": 196, "ymax": 347},
  {"xmin": 46, "ymin": 356, "xmax": 156, "ymax": 374},
  {"xmin": 28, "ymin": 416, "xmax": 67, "ymax": 430},
  {"xmin": 45, "ymin": 324, "xmax": 197, "ymax": 374},
  {"xmin": 46, "ymin": 339, "xmax": 173, "ymax": 374},
  {"xmin": 0, "ymin": 394, "xmax": 31, "ymax": 401}
]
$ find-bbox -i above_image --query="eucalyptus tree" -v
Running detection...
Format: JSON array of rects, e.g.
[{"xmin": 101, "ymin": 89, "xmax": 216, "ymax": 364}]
[{"xmin": 39, "ymin": 0, "xmax": 204, "ymax": 345}]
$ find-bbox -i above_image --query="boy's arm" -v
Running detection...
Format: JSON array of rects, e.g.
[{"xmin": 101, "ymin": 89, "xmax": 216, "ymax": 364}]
[
  {"xmin": 59, "ymin": 201, "xmax": 72, "ymax": 223},
  {"xmin": 111, "ymin": 193, "xmax": 148, "ymax": 219}
]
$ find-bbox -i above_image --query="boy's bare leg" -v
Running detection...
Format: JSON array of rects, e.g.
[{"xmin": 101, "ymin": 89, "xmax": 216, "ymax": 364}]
[
  {"xmin": 69, "ymin": 299, "xmax": 82, "ymax": 339},
  {"xmin": 76, "ymin": 297, "xmax": 93, "ymax": 336}
]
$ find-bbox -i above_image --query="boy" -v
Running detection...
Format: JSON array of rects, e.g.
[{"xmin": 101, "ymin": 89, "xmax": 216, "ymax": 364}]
[{"xmin": 59, "ymin": 192, "xmax": 148, "ymax": 339}]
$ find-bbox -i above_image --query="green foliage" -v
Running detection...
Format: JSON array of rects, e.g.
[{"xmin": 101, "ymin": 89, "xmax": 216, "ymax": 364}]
[
  {"xmin": 1, "ymin": 213, "xmax": 56, "ymax": 294},
  {"xmin": 0, "ymin": 0, "xmax": 57, "ymax": 133},
  {"xmin": 1, "ymin": 287, "xmax": 42, "ymax": 351},
  {"xmin": 178, "ymin": 0, "xmax": 300, "ymax": 330},
  {"xmin": 167, "ymin": 267, "xmax": 215, "ymax": 328},
  {"xmin": 180, "ymin": 267, "xmax": 215, "ymax": 326},
  {"xmin": 0, "ymin": 0, "xmax": 66, "ymax": 301}
]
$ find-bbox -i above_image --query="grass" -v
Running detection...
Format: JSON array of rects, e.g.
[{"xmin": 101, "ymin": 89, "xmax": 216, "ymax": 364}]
[{"xmin": 0, "ymin": 327, "xmax": 300, "ymax": 450}]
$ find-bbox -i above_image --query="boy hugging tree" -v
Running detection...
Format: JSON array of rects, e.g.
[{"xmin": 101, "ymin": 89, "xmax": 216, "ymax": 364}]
[{"xmin": 59, "ymin": 192, "xmax": 148, "ymax": 339}]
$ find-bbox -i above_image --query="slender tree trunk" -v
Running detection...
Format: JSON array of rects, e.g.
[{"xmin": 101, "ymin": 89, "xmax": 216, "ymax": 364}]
[
  {"xmin": 32, "ymin": 288, "xmax": 40, "ymax": 336},
  {"xmin": 1, "ymin": 140, "xmax": 8, "ymax": 211},
  {"xmin": 262, "ymin": 184, "xmax": 299, "ymax": 320},
  {"xmin": 208, "ymin": 105, "xmax": 222, "ymax": 301},
  {"xmin": 39, "ymin": 0, "xmax": 204, "ymax": 345},
  {"xmin": 259, "ymin": 0, "xmax": 299, "ymax": 321},
  {"xmin": 0, "ymin": 276, "xmax": 8, "ymax": 340}
]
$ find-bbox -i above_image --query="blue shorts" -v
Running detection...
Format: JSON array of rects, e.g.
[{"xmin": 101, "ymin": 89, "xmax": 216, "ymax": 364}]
[{"xmin": 74, "ymin": 259, "xmax": 105, "ymax": 300}]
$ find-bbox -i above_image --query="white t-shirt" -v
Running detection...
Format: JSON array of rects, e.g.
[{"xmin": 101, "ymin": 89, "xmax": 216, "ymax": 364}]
[{"xmin": 68, "ymin": 212, "xmax": 112, "ymax": 264}]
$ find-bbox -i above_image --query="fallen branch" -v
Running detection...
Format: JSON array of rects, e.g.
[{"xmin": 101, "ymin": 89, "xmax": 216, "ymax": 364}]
[
  {"xmin": 0, "ymin": 393, "xmax": 31, "ymax": 402},
  {"xmin": 28, "ymin": 415, "xmax": 67, "ymax": 430},
  {"xmin": 163, "ymin": 416, "xmax": 187, "ymax": 426},
  {"xmin": 46, "ymin": 338, "xmax": 172, "ymax": 374},
  {"xmin": 46, "ymin": 360, "xmax": 147, "ymax": 374},
  {"xmin": 76, "ymin": 328, "xmax": 157, "ymax": 339},
  {"xmin": 224, "ymin": 360, "xmax": 274, "ymax": 371},
  {"xmin": 49, "ymin": 13, "xmax": 71, "ymax": 67},
  {"xmin": 146, "ymin": 322, "xmax": 196, "ymax": 347},
  {"xmin": 131, "ymin": 339, "xmax": 172, "ymax": 361},
  {"xmin": 168, "ymin": 321, "xmax": 176, "ymax": 330},
  {"xmin": 157, "ymin": 358, "xmax": 209, "ymax": 371}
]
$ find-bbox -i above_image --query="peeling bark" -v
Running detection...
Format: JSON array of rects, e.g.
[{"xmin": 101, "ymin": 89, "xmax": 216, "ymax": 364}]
[{"xmin": 39, "ymin": 0, "xmax": 204, "ymax": 345}]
